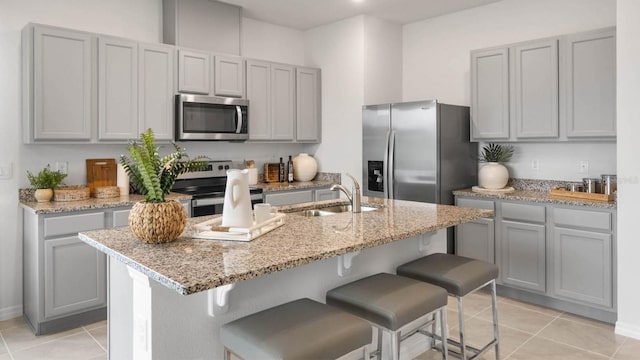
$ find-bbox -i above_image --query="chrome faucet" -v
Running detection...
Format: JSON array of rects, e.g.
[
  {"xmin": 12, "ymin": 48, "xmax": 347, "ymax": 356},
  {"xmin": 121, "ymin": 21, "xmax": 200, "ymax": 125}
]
[{"xmin": 330, "ymin": 173, "xmax": 361, "ymax": 213}]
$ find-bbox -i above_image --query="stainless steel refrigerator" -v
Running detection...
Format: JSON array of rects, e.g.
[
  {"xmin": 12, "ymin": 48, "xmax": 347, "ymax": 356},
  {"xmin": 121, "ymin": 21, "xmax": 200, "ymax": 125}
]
[{"xmin": 362, "ymin": 100, "xmax": 477, "ymax": 251}]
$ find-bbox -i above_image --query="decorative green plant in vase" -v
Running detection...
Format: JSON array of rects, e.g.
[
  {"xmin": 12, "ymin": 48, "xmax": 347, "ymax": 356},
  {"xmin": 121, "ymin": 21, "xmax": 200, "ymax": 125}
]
[
  {"xmin": 27, "ymin": 165, "xmax": 67, "ymax": 202},
  {"xmin": 120, "ymin": 129, "xmax": 208, "ymax": 243},
  {"xmin": 478, "ymin": 143, "xmax": 514, "ymax": 190}
]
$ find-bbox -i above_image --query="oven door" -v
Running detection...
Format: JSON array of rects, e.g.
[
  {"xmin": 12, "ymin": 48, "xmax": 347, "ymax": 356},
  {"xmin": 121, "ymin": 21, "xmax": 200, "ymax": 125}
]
[
  {"xmin": 176, "ymin": 94, "xmax": 249, "ymax": 141},
  {"xmin": 191, "ymin": 193, "xmax": 263, "ymax": 217}
]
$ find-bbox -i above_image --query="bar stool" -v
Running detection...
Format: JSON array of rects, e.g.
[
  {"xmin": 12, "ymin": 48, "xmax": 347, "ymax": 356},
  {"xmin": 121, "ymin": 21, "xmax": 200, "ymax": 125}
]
[
  {"xmin": 326, "ymin": 273, "xmax": 449, "ymax": 360},
  {"xmin": 221, "ymin": 298, "xmax": 371, "ymax": 360},
  {"xmin": 397, "ymin": 253, "xmax": 500, "ymax": 360}
]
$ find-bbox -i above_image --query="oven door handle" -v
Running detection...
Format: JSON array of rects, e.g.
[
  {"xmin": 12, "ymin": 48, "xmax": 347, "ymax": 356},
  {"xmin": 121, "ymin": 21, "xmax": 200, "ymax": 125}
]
[
  {"xmin": 192, "ymin": 198, "xmax": 225, "ymax": 207},
  {"xmin": 235, "ymin": 106, "xmax": 243, "ymax": 134}
]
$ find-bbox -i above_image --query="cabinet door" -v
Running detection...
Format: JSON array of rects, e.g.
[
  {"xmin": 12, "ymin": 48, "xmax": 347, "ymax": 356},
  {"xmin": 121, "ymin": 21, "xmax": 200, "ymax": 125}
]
[
  {"xmin": 214, "ymin": 55, "xmax": 244, "ymax": 98},
  {"xmin": 500, "ymin": 220, "xmax": 546, "ymax": 292},
  {"xmin": 271, "ymin": 64, "xmax": 295, "ymax": 140},
  {"xmin": 98, "ymin": 37, "xmax": 138, "ymax": 140},
  {"xmin": 314, "ymin": 188, "xmax": 339, "ymax": 202},
  {"xmin": 178, "ymin": 49, "xmax": 210, "ymax": 94},
  {"xmin": 456, "ymin": 218, "xmax": 495, "ymax": 264},
  {"xmin": 564, "ymin": 29, "xmax": 616, "ymax": 138},
  {"xmin": 246, "ymin": 60, "xmax": 271, "ymax": 140},
  {"xmin": 513, "ymin": 39, "xmax": 559, "ymax": 138},
  {"xmin": 552, "ymin": 228, "xmax": 612, "ymax": 307},
  {"xmin": 470, "ymin": 48, "xmax": 510, "ymax": 140},
  {"xmin": 44, "ymin": 236, "xmax": 106, "ymax": 319},
  {"xmin": 296, "ymin": 67, "xmax": 321, "ymax": 142},
  {"xmin": 139, "ymin": 43, "xmax": 175, "ymax": 140},
  {"xmin": 32, "ymin": 26, "xmax": 94, "ymax": 140},
  {"xmin": 264, "ymin": 190, "xmax": 313, "ymax": 206}
]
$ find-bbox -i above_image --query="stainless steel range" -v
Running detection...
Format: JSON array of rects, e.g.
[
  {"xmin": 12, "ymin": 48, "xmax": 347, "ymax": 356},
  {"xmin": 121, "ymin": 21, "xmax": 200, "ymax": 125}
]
[{"xmin": 172, "ymin": 160, "xmax": 263, "ymax": 217}]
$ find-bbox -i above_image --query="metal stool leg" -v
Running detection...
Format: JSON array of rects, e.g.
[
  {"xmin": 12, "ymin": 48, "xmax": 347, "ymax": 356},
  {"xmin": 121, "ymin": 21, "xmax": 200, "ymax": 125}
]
[
  {"xmin": 491, "ymin": 280, "xmax": 500, "ymax": 360},
  {"xmin": 376, "ymin": 327, "xmax": 383, "ymax": 360},
  {"xmin": 224, "ymin": 348, "xmax": 232, "ymax": 360},
  {"xmin": 391, "ymin": 329, "xmax": 401, "ymax": 360},
  {"xmin": 458, "ymin": 296, "xmax": 467, "ymax": 360},
  {"xmin": 440, "ymin": 307, "xmax": 449, "ymax": 360}
]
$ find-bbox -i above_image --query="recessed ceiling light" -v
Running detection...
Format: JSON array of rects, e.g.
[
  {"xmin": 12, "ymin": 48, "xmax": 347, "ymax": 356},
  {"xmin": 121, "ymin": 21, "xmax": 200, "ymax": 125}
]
[{"xmin": 352, "ymin": 0, "xmax": 365, "ymax": 3}]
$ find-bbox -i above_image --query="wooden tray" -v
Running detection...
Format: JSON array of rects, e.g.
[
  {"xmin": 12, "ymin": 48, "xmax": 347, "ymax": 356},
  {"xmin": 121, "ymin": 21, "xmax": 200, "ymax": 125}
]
[
  {"xmin": 192, "ymin": 213, "xmax": 286, "ymax": 242},
  {"xmin": 550, "ymin": 188, "xmax": 614, "ymax": 202},
  {"xmin": 86, "ymin": 159, "xmax": 117, "ymax": 197}
]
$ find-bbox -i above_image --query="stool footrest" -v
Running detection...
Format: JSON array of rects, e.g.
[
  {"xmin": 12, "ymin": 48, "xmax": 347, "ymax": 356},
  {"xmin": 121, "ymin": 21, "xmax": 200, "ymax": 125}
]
[{"xmin": 446, "ymin": 338, "xmax": 497, "ymax": 360}]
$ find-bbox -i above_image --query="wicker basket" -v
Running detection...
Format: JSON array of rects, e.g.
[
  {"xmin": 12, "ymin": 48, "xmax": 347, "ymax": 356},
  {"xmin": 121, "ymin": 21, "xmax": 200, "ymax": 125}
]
[
  {"xmin": 53, "ymin": 186, "xmax": 90, "ymax": 202},
  {"xmin": 129, "ymin": 201, "xmax": 187, "ymax": 244},
  {"xmin": 94, "ymin": 186, "xmax": 120, "ymax": 199}
]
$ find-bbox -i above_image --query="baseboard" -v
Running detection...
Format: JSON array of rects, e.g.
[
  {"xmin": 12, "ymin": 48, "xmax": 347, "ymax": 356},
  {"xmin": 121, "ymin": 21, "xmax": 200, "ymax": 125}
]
[
  {"xmin": 0, "ymin": 304, "xmax": 23, "ymax": 321},
  {"xmin": 616, "ymin": 321, "xmax": 640, "ymax": 340}
]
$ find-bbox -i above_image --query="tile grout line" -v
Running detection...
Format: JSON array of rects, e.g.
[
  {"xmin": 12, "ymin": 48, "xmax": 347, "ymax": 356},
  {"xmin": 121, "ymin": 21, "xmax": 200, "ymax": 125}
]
[
  {"xmin": 609, "ymin": 336, "xmax": 628, "ymax": 360},
  {"xmin": 536, "ymin": 333, "xmax": 613, "ymax": 359},
  {"xmin": 4, "ymin": 326, "xmax": 86, "ymax": 354},
  {"xmin": 83, "ymin": 326, "xmax": 107, "ymax": 353},
  {"xmin": 0, "ymin": 329, "xmax": 15, "ymax": 360},
  {"xmin": 499, "ymin": 310, "xmax": 565, "ymax": 359}
]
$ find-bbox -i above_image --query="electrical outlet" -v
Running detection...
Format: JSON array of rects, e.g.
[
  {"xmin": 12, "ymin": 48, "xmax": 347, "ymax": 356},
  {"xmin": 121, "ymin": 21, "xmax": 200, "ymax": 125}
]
[
  {"xmin": 56, "ymin": 161, "xmax": 68, "ymax": 174},
  {"xmin": 579, "ymin": 160, "xmax": 589, "ymax": 173},
  {"xmin": 531, "ymin": 159, "xmax": 539, "ymax": 170},
  {"xmin": 0, "ymin": 162, "xmax": 12, "ymax": 180}
]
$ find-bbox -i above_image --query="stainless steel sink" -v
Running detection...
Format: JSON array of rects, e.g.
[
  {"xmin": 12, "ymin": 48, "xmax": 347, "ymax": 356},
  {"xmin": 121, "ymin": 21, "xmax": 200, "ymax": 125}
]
[{"xmin": 293, "ymin": 204, "xmax": 382, "ymax": 217}]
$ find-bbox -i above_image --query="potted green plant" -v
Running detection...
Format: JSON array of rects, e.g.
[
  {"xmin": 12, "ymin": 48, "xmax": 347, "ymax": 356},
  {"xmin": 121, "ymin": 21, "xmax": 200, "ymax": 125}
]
[
  {"xmin": 120, "ymin": 129, "xmax": 208, "ymax": 243},
  {"xmin": 27, "ymin": 165, "xmax": 67, "ymax": 202},
  {"xmin": 478, "ymin": 143, "xmax": 514, "ymax": 189}
]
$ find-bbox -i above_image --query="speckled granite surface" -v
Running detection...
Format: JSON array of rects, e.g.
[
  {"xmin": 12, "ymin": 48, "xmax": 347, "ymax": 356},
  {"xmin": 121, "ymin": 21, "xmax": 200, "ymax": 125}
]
[
  {"xmin": 78, "ymin": 197, "xmax": 492, "ymax": 295},
  {"xmin": 254, "ymin": 179, "xmax": 336, "ymax": 192},
  {"xmin": 19, "ymin": 192, "xmax": 192, "ymax": 214},
  {"xmin": 453, "ymin": 188, "xmax": 616, "ymax": 209}
]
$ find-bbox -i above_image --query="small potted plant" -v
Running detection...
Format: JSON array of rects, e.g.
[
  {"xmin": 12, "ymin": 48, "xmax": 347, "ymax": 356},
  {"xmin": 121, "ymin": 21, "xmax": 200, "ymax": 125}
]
[
  {"xmin": 478, "ymin": 143, "xmax": 514, "ymax": 189},
  {"xmin": 27, "ymin": 165, "xmax": 67, "ymax": 202},
  {"xmin": 120, "ymin": 129, "xmax": 208, "ymax": 243}
]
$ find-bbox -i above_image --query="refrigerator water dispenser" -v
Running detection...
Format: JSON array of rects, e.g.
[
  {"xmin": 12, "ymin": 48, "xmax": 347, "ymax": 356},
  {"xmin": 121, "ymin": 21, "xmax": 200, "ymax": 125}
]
[{"xmin": 367, "ymin": 161, "xmax": 384, "ymax": 192}]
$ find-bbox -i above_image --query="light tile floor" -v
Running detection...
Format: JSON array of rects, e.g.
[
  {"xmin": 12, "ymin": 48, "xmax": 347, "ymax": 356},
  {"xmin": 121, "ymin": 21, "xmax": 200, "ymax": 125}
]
[{"xmin": 0, "ymin": 293, "xmax": 637, "ymax": 360}]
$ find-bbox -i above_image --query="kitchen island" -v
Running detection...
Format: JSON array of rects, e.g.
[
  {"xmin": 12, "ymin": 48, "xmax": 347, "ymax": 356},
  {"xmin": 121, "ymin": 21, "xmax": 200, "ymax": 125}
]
[{"xmin": 79, "ymin": 197, "xmax": 491, "ymax": 360}]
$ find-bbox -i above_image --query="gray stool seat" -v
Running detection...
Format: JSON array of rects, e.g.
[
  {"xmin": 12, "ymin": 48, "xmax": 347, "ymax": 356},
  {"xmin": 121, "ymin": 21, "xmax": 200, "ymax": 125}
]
[
  {"xmin": 327, "ymin": 273, "xmax": 447, "ymax": 331},
  {"xmin": 221, "ymin": 298, "xmax": 371, "ymax": 360},
  {"xmin": 397, "ymin": 253, "xmax": 499, "ymax": 296},
  {"xmin": 327, "ymin": 273, "xmax": 449, "ymax": 360}
]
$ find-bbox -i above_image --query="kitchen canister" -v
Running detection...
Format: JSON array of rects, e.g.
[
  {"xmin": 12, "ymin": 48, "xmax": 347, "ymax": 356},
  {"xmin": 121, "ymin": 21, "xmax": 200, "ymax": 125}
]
[
  {"xmin": 583, "ymin": 178, "xmax": 602, "ymax": 194},
  {"xmin": 601, "ymin": 174, "xmax": 617, "ymax": 195},
  {"xmin": 292, "ymin": 153, "xmax": 318, "ymax": 182}
]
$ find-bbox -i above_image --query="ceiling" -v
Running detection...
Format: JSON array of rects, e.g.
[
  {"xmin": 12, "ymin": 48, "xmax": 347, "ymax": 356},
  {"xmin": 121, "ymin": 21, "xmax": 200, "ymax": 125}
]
[{"xmin": 219, "ymin": 0, "xmax": 503, "ymax": 30}]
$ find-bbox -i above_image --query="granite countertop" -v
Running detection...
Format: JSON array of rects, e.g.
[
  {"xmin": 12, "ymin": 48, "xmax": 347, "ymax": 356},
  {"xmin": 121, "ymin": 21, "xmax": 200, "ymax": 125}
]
[
  {"xmin": 19, "ymin": 192, "xmax": 192, "ymax": 214},
  {"xmin": 453, "ymin": 188, "xmax": 616, "ymax": 209},
  {"xmin": 78, "ymin": 197, "xmax": 492, "ymax": 295},
  {"xmin": 254, "ymin": 180, "xmax": 336, "ymax": 192}
]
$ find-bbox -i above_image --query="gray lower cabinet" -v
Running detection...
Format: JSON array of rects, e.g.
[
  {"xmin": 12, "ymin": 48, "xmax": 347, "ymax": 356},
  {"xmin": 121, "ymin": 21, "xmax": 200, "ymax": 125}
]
[
  {"xmin": 265, "ymin": 187, "xmax": 338, "ymax": 206},
  {"xmin": 454, "ymin": 194, "xmax": 616, "ymax": 322},
  {"xmin": 500, "ymin": 220, "xmax": 546, "ymax": 292}
]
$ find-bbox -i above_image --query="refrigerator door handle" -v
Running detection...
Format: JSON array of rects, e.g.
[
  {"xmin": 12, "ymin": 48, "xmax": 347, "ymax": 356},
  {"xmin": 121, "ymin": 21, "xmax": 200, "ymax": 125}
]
[
  {"xmin": 383, "ymin": 130, "xmax": 391, "ymax": 199},
  {"xmin": 388, "ymin": 130, "xmax": 396, "ymax": 199}
]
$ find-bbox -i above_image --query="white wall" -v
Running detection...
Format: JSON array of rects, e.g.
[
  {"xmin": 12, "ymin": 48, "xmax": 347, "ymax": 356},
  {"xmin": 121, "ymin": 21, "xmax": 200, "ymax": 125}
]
[
  {"xmin": 0, "ymin": 0, "xmax": 308, "ymax": 320},
  {"xmin": 402, "ymin": 0, "xmax": 617, "ymax": 180},
  {"xmin": 615, "ymin": 0, "xmax": 640, "ymax": 340},
  {"xmin": 304, "ymin": 16, "xmax": 365, "ymax": 182},
  {"xmin": 363, "ymin": 16, "xmax": 403, "ymax": 105},
  {"xmin": 241, "ymin": 17, "xmax": 305, "ymax": 65}
]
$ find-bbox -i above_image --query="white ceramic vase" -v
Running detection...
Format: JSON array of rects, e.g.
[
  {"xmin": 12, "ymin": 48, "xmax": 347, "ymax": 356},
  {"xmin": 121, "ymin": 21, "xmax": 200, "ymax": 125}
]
[
  {"xmin": 222, "ymin": 169, "xmax": 253, "ymax": 228},
  {"xmin": 478, "ymin": 162, "xmax": 509, "ymax": 189},
  {"xmin": 292, "ymin": 153, "xmax": 318, "ymax": 182}
]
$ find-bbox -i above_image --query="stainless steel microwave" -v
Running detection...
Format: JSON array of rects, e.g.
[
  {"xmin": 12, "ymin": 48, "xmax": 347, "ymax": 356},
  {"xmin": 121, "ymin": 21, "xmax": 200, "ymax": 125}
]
[{"xmin": 175, "ymin": 94, "xmax": 249, "ymax": 141}]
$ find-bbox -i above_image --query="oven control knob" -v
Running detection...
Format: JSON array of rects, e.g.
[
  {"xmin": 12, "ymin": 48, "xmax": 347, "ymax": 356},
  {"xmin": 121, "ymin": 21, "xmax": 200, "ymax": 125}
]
[
  {"xmin": 218, "ymin": 165, "xmax": 223, "ymax": 170},
  {"xmin": 224, "ymin": 165, "xmax": 230, "ymax": 170}
]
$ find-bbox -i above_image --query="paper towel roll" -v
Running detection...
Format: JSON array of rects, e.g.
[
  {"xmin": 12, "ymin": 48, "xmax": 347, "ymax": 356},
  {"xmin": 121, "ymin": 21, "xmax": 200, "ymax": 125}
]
[{"xmin": 117, "ymin": 164, "xmax": 129, "ymax": 196}]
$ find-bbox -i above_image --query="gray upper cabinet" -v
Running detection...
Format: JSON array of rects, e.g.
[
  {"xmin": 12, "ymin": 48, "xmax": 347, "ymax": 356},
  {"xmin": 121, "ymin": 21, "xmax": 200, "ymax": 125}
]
[
  {"xmin": 214, "ymin": 55, "xmax": 244, "ymax": 98},
  {"xmin": 98, "ymin": 37, "xmax": 138, "ymax": 140},
  {"xmin": 563, "ymin": 28, "xmax": 616, "ymax": 139},
  {"xmin": 470, "ymin": 48, "xmax": 510, "ymax": 140},
  {"xmin": 139, "ymin": 43, "xmax": 175, "ymax": 140},
  {"xmin": 178, "ymin": 49, "xmax": 210, "ymax": 94},
  {"xmin": 271, "ymin": 64, "xmax": 296, "ymax": 140},
  {"xmin": 513, "ymin": 39, "xmax": 559, "ymax": 139},
  {"xmin": 246, "ymin": 60, "xmax": 271, "ymax": 140},
  {"xmin": 24, "ymin": 25, "xmax": 94, "ymax": 142},
  {"xmin": 296, "ymin": 67, "xmax": 321, "ymax": 142},
  {"xmin": 470, "ymin": 27, "xmax": 615, "ymax": 142}
]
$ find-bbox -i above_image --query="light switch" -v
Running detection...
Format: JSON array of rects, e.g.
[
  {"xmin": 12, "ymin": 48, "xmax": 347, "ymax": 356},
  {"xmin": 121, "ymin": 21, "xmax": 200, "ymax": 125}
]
[{"xmin": 0, "ymin": 162, "xmax": 13, "ymax": 180}]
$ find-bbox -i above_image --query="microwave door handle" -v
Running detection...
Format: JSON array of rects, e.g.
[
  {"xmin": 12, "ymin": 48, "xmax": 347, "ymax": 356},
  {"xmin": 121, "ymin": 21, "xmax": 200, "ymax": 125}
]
[{"xmin": 235, "ymin": 106, "xmax": 243, "ymax": 134}]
